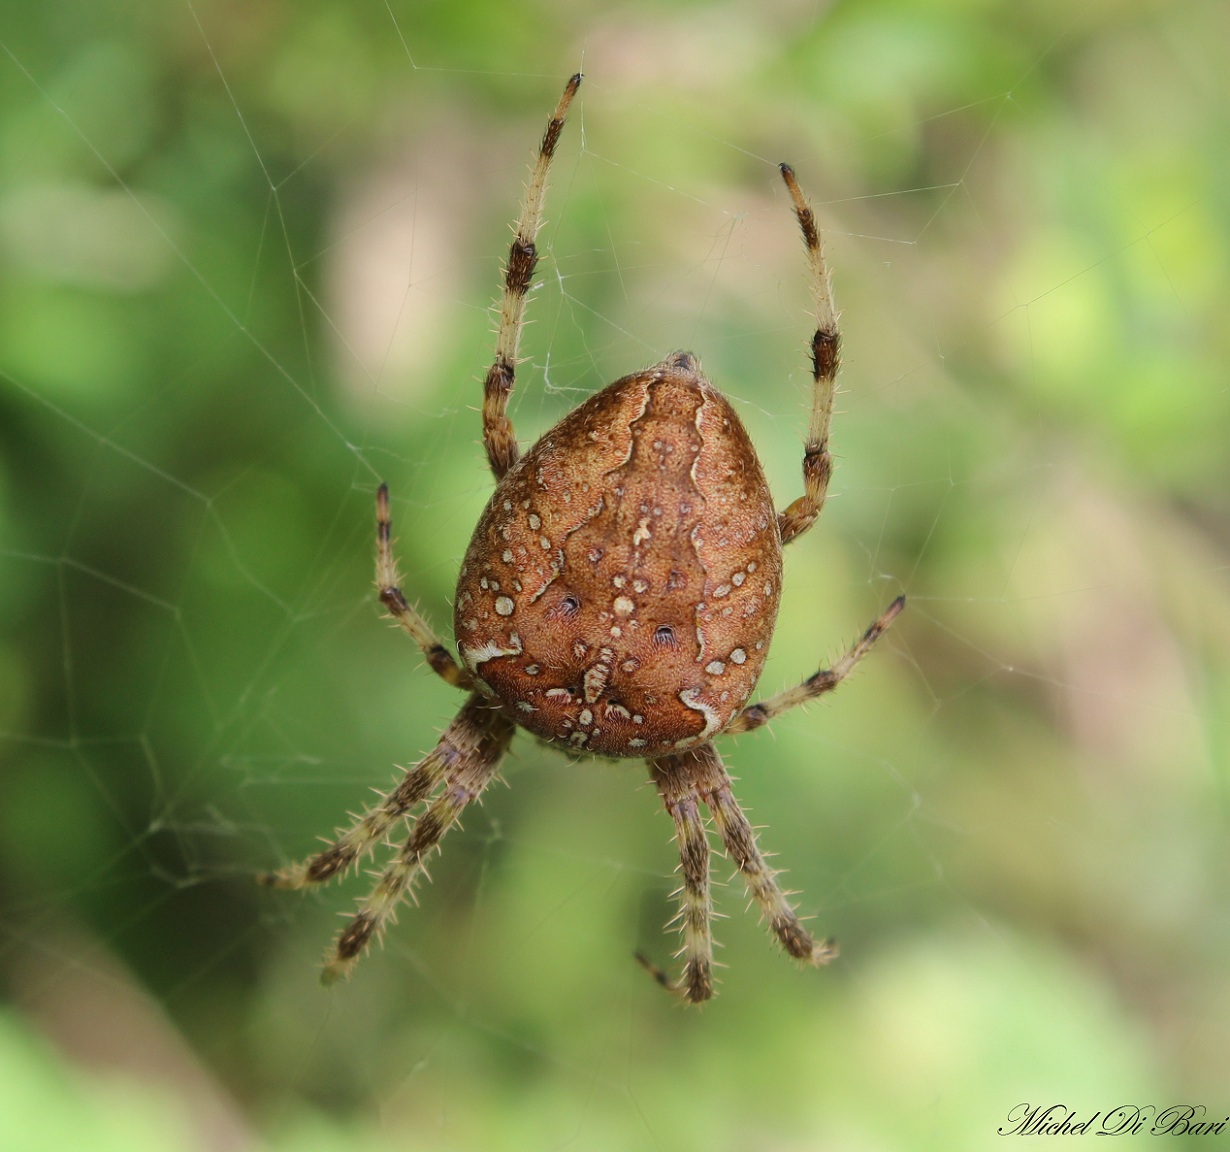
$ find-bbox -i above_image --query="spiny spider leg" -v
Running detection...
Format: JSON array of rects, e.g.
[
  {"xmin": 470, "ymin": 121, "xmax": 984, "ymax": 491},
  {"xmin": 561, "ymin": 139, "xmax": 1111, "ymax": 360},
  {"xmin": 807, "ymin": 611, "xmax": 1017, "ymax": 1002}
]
[
  {"xmin": 729, "ymin": 595, "xmax": 904, "ymax": 734},
  {"xmin": 777, "ymin": 162, "xmax": 840, "ymax": 547},
  {"xmin": 322, "ymin": 697, "xmax": 515, "ymax": 984},
  {"xmin": 257, "ymin": 694, "xmax": 503, "ymax": 891},
  {"xmin": 482, "ymin": 73, "xmax": 582, "ymax": 481},
  {"xmin": 689, "ymin": 742, "xmax": 838, "ymax": 965},
  {"xmin": 375, "ymin": 484, "xmax": 474, "ymax": 689},
  {"xmin": 646, "ymin": 755, "xmax": 716, "ymax": 1003}
]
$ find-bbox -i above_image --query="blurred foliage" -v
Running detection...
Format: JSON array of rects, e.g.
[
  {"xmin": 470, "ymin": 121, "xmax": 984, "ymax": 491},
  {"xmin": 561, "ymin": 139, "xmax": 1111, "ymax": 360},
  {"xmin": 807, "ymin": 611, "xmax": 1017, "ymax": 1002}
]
[{"xmin": 2, "ymin": 0, "xmax": 1229, "ymax": 1149}]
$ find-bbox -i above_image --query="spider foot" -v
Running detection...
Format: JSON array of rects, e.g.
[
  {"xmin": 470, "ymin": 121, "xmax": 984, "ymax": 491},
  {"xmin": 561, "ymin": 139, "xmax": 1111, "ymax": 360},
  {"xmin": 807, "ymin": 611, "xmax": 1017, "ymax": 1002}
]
[
  {"xmin": 807, "ymin": 935, "xmax": 840, "ymax": 966},
  {"xmin": 634, "ymin": 950, "xmax": 712, "ymax": 1005},
  {"xmin": 256, "ymin": 864, "xmax": 310, "ymax": 890},
  {"xmin": 772, "ymin": 915, "xmax": 839, "ymax": 966},
  {"xmin": 256, "ymin": 842, "xmax": 356, "ymax": 890},
  {"xmin": 321, "ymin": 912, "xmax": 378, "ymax": 986}
]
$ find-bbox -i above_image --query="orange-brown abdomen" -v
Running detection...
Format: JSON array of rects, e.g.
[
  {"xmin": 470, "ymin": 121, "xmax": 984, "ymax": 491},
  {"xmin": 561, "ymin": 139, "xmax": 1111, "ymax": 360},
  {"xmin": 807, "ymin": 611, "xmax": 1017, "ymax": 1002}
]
[{"xmin": 454, "ymin": 352, "xmax": 782, "ymax": 758}]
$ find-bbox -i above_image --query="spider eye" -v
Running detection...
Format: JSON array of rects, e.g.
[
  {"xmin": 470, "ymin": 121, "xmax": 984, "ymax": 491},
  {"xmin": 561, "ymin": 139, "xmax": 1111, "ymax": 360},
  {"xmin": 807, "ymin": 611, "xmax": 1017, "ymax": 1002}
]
[{"xmin": 653, "ymin": 625, "xmax": 676, "ymax": 647}]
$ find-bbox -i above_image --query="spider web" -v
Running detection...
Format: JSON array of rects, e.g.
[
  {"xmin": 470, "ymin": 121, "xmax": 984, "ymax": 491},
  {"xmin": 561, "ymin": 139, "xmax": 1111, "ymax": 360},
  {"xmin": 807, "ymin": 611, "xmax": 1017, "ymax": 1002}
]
[{"xmin": 1, "ymin": 2, "xmax": 1228, "ymax": 1149}]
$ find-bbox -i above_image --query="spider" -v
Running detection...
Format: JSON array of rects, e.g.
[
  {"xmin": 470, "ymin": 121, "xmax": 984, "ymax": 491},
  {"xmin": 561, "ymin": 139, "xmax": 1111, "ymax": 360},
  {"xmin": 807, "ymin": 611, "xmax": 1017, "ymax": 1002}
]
[{"xmin": 260, "ymin": 74, "xmax": 904, "ymax": 1003}]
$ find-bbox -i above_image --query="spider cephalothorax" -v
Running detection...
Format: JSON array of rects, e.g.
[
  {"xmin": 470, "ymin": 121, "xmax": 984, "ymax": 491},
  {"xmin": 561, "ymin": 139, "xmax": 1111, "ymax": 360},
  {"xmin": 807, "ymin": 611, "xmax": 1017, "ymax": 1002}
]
[{"xmin": 261, "ymin": 74, "xmax": 903, "ymax": 1003}]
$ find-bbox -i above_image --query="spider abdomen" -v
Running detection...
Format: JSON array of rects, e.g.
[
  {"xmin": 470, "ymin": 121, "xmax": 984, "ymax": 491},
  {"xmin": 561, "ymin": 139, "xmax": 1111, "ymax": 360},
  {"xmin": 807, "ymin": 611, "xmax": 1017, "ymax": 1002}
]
[{"xmin": 454, "ymin": 352, "xmax": 782, "ymax": 758}]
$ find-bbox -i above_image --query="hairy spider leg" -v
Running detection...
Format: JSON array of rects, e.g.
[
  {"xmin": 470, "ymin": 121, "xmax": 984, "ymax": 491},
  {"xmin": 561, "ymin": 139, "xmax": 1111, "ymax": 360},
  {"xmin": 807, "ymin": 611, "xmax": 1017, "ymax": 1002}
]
[
  {"xmin": 376, "ymin": 483, "xmax": 473, "ymax": 690},
  {"xmin": 322, "ymin": 698, "xmax": 515, "ymax": 984},
  {"xmin": 647, "ymin": 756, "xmax": 716, "ymax": 1003},
  {"xmin": 482, "ymin": 73, "xmax": 582, "ymax": 481},
  {"xmin": 729, "ymin": 594, "xmax": 905, "ymax": 734},
  {"xmin": 777, "ymin": 162, "xmax": 841, "ymax": 547},
  {"xmin": 257, "ymin": 695, "xmax": 501, "ymax": 890},
  {"xmin": 687, "ymin": 742, "xmax": 838, "ymax": 965}
]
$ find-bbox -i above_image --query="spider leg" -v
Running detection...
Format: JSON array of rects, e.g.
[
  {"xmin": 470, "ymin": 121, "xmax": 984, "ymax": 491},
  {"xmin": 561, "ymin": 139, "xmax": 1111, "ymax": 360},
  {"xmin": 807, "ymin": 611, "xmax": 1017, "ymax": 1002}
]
[
  {"xmin": 683, "ymin": 742, "xmax": 837, "ymax": 966},
  {"xmin": 321, "ymin": 698, "xmax": 515, "ymax": 984},
  {"xmin": 482, "ymin": 73, "xmax": 582, "ymax": 481},
  {"xmin": 375, "ymin": 484, "xmax": 473, "ymax": 690},
  {"xmin": 728, "ymin": 595, "xmax": 903, "ymax": 734},
  {"xmin": 645, "ymin": 755, "xmax": 715, "ymax": 1004},
  {"xmin": 257, "ymin": 694, "xmax": 500, "ymax": 890},
  {"xmin": 776, "ymin": 162, "xmax": 840, "ymax": 547}
]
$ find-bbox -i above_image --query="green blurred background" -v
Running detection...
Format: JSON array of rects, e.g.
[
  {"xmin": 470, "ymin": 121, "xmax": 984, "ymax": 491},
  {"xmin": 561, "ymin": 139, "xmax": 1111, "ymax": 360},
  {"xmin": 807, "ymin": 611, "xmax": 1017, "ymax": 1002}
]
[{"xmin": 2, "ymin": 0, "xmax": 1228, "ymax": 1148}]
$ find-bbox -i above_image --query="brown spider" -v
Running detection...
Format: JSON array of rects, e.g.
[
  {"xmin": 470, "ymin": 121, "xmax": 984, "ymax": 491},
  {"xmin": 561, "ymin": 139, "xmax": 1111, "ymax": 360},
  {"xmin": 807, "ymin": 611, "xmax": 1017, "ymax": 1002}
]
[{"xmin": 260, "ymin": 74, "xmax": 903, "ymax": 1003}]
